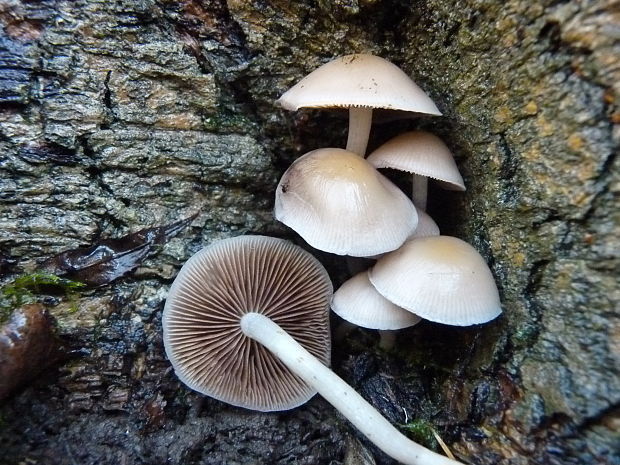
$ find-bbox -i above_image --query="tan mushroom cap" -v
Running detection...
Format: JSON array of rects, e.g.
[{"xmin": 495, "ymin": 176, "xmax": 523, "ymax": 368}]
[
  {"xmin": 367, "ymin": 131, "xmax": 465, "ymax": 191},
  {"xmin": 277, "ymin": 54, "xmax": 441, "ymax": 115},
  {"xmin": 274, "ymin": 148, "xmax": 418, "ymax": 257},
  {"xmin": 332, "ymin": 271, "xmax": 421, "ymax": 330},
  {"xmin": 369, "ymin": 236, "xmax": 501, "ymax": 326},
  {"xmin": 163, "ymin": 235, "xmax": 333, "ymax": 412}
]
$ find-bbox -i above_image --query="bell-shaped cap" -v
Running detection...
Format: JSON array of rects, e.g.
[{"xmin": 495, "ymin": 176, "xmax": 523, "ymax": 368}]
[
  {"xmin": 367, "ymin": 131, "xmax": 465, "ymax": 191},
  {"xmin": 163, "ymin": 235, "xmax": 333, "ymax": 412},
  {"xmin": 277, "ymin": 54, "xmax": 441, "ymax": 116},
  {"xmin": 369, "ymin": 236, "xmax": 501, "ymax": 326},
  {"xmin": 332, "ymin": 271, "xmax": 421, "ymax": 330},
  {"xmin": 275, "ymin": 148, "xmax": 418, "ymax": 257}
]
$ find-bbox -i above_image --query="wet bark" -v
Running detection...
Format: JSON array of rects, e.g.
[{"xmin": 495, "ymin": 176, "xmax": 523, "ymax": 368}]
[{"xmin": 0, "ymin": 0, "xmax": 618, "ymax": 464}]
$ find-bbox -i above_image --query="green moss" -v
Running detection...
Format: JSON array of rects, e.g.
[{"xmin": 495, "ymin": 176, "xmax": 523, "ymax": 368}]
[
  {"xmin": 400, "ymin": 419, "xmax": 440, "ymax": 451},
  {"xmin": 0, "ymin": 273, "xmax": 85, "ymax": 324}
]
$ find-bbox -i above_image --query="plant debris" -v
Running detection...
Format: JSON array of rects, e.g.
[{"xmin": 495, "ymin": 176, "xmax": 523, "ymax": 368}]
[{"xmin": 40, "ymin": 215, "xmax": 196, "ymax": 287}]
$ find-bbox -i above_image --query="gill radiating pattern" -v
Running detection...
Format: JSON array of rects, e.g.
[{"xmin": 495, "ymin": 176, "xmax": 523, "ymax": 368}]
[{"xmin": 163, "ymin": 235, "xmax": 332, "ymax": 411}]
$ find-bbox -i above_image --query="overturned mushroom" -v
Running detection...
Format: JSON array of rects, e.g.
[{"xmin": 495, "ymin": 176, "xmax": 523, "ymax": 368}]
[
  {"xmin": 278, "ymin": 54, "xmax": 441, "ymax": 156},
  {"xmin": 367, "ymin": 131, "xmax": 465, "ymax": 210},
  {"xmin": 164, "ymin": 235, "xmax": 462, "ymax": 465}
]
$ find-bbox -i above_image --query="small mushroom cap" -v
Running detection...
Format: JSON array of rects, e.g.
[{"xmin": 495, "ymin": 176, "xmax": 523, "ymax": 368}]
[
  {"xmin": 412, "ymin": 207, "xmax": 440, "ymax": 238},
  {"xmin": 163, "ymin": 235, "xmax": 333, "ymax": 412},
  {"xmin": 275, "ymin": 148, "xmax": 418, "ymax": 257},
  {"xmin": 367, "ymin": 207, "xmax": 439, "ymax": 259},
  {"xmin": 332, "ymin": 271, "xmax": 421, "ymax": 330},
  {"xmin": 369, "ymin": 236, "xmax": 501, "ymax": 326},
  {"xmin": 277, "ymin": 54, "xmax": 441, "ymax": 115},
  {"xmin": 367, "ymin": 131, "xmax": 465, "ymax": 191}
]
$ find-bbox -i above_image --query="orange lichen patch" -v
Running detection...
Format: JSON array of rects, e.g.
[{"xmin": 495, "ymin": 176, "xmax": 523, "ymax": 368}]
[
  {"xmin": 583, "ymin": 233, "xmax": 595, "ymax": 245},
  {"xmin": 155, "ymin": 114, "xmax": 202, "ymax": 130},
  {"xmin": 536, "ymin": 115, "xmax": 555, "ymax": 137},
  {"xmin": 512, "ymin": 252, "xmax": 526, "ymax": 267},
  {"xmin": 611, "ymin": 113, "xmax": 620, "ymax": 124},
  {"xmin": 522, "ymin": 144, "xmax": 541, "ymax": 162},
  {"xmin": 570, "ymin": 190, "xmax": 594, "ymax": 208},
  {"xmin": 603, "ymin": 88, "xmax": 615, "ymax": 105},
  {"xmin": 494, "ymin": 106, "xmax": 513, "ymax": 124},
  {"xmin": 567, "ymin": 133, "xmax": 585, "ymax": 151},
  {"xmin": 524, "ymin": 101, "xmax": 538, "ymax": 115}
]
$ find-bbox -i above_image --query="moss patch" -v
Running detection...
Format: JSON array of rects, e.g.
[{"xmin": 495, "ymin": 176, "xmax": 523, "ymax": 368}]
[
  {"xmin": 400, "ymin": 418, "xmax": 440, "ymax": 451},
  {"xmin": 0, "ymin": 273, "xmax": 85, "ymax": 324}
]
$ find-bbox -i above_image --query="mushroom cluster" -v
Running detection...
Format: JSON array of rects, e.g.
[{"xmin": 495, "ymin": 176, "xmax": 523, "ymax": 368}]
[
  {"xmin": 163, "ymin": 54, "xmax": 501, "ymax": 465},
  {"xmin": 276, "ymin": 53, "xmax": 501, "ymax": 335}
]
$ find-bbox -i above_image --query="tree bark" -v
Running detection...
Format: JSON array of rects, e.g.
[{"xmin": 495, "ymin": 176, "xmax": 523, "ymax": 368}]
[{"xmin": 0, "ymin": 0, "xmax": 618, "ymax": 464}]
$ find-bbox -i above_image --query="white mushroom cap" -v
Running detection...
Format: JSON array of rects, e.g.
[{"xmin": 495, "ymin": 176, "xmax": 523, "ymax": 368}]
[
  {"xmin": 412, "ymin": 207, "xmax": 440, "ymax": 238},
  {"xmin": 367, "ymin": 207, "xmax": 439, "ymax": 260},
  {"xmin": 277, "ymin": 54, "xmax": 441, "ymax": 115},
  {"xmin": 332, "ymin": 271, "xmax": 421, "ymax": 330},
  {"xmin": 369, "ymin": 236, "xmax": 501, "ymax": 326},
  {"xmin": 367, "ymin": 131, "xmax": 465, "ymax": 191},
  {"xmin": 275, "ymin": 148, "xmax": 418, "ymax": 257}
]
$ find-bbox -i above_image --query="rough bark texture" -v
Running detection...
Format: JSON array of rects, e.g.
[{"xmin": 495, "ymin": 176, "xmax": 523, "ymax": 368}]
[{"xmin": 0, "ymin": 0, "xmax": 618, "ymax": 464}]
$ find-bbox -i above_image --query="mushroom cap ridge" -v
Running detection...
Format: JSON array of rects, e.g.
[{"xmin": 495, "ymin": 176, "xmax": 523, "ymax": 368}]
[
  {"xmin": 278, "ymin": 54, "xmax": 441, "ymax": 116},
  {"xmin": 274, "ymin": 148, "xmax": 418, "ymax": 257},
  {"xmin": 369, "ymin": 236, "xmax": 501, "ymax": 326},
  {"xmin": 163, "ymin": 235, "xmax": 333, "ymax": 412}
]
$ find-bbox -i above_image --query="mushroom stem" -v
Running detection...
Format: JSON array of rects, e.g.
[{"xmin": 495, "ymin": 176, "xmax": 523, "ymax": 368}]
[
  {"xmin": 378, "ymin": 330, "xmax": 397, "ymax": 350},
  {"xmin": 411, "ymin": 174, "xmax": 428, "ymax": 211},
  {"xmin": 346, "ymin": 107, "xmax": 373, "ymax": 157},
  {"xmin": 241, "ymin": 312, "xmax": 462, "ymax": 465}
]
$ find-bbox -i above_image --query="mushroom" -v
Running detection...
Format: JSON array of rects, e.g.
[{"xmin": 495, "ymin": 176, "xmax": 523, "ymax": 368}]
[
  {"xmin": 274, "ymin": 147, "xmax": 418, "ymax": 257},
  {"xmin": 164, "ymin": 235, "xmax": 462, "ymax": 465},
  {"xmin": 369, "ymin": 236, "xmax": 502, "ymax": 326},
  {"xmin": 278, "ymin": 54, "xmax": 441, "ymax": 157},
  {"xmin": 412, "ymin": 207, "xmax": 441, "ymax": 238},
  {"xmin": 332, "ymin": 270, "xmax": 421, "ymax": 350},
  {"xmin": 367, "ymin": 131, "xmax": 465, "ymax": 210},
  {"xmin": 367, "ymin": 206, "xmax": 439, "ymax": 261}
]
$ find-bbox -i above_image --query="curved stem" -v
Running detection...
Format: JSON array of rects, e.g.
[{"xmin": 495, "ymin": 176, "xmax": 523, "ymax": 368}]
[
  {"xmin": 411, "ymin": 174, "xmax": 428, "ymax": 211},
  {"xmin": 346, "ymin": 107, "xmax": 373, "ymax": 157},
  {"xmin": 241, "ymin": 312, "xmax": 462, "ymax": 465}
]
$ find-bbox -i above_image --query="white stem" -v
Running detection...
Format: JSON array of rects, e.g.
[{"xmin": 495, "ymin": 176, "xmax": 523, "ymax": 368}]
[
  {"xmin": 378, "ymin": 330, "xmax": 396, "ymax": 350},
  {"xmin": 241, "ymin": 312, "xmax": 462, "ymax": 465},
  {"xmin": 412, "ymin": 174, "xmax": 428, "ymax": 211},
  {"xmin": 346, "ymin": 107, "xmax": 373, "ymax": 157}
]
